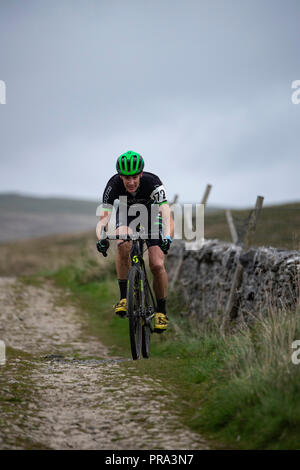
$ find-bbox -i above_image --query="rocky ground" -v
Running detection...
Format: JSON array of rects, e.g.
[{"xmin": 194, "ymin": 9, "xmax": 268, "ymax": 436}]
[{"xmin": 0, "ymin": 277, "xmax": 209, "ymax": 450}]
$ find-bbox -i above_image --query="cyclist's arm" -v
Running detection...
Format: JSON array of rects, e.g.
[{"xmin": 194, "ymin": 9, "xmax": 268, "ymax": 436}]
[
  {"xmin": 96, "ymin": 210, "xmax": 112, "ymax": 240},
  {"xmin": 97, "ymin": 177, "xmax": 118, "ymax": 240},
  {"xmin": 159, "ymin": 202, "xmax": 174, "ymax": 239},
  {"xmin": 149, "ymin": 179, "xmax": 174, "ymax": 239}
]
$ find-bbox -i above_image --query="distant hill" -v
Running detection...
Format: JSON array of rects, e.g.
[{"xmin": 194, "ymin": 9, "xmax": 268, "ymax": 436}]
[
  {"xmin": 0, "ymin": 193, "xmax": 99, "ymax": 215},
  {"xmin": 0, "ymin": 193, "xmax": 100, "ymax": 242},
  {"xmin": 0, "ymin": 192, "xmax": 222, "ymax": 243},
  {"xmin": 0, "ymin": 193, "xmax": 299, "ymax": 250}
]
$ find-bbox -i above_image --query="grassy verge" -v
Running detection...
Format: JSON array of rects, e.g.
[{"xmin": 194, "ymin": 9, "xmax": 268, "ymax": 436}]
[{"xmin": 35, "ymin": 254, "xmax": 300, "ymax": 450}]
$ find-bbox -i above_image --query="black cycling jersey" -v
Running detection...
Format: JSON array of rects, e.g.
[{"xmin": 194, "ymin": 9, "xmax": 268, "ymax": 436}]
[{"xmin": 102, "ymin": 172, "xmax": 168, "ymax": 211}]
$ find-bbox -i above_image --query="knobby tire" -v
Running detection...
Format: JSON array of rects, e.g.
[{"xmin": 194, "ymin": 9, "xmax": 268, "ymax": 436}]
[
  {"xmin": 141, "ymin": 275, "xmax": 156, "ymax": 359},
  {"xmin": 127, "ymin": 265, "xmax": 143, "ymax": 360}
]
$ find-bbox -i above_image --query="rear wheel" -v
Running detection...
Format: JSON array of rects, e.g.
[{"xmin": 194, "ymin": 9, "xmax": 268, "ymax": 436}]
[{"xmin": 127, "ymin": 266, "xmax": 144, "ymax": 360}]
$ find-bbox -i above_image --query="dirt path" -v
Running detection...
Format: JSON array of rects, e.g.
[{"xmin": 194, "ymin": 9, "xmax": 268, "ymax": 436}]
[{"xmin": 0, "ymin": 277, "xmax": 209, "ymax": 450}]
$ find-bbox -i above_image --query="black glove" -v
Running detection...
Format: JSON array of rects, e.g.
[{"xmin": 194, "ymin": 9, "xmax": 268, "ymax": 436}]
[
  {"xmin": 96, "ymin": 239, "xmax": 110, "ymax": 257},
  {"xmin": 160, "ymin": 236, "xmax": 172, "ymax": 255}
]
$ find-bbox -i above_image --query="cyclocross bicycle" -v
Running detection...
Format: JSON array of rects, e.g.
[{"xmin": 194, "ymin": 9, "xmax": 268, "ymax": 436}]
[{"xmin": 101, "ymin": 227, "xmax": 161, "ymax": 360}]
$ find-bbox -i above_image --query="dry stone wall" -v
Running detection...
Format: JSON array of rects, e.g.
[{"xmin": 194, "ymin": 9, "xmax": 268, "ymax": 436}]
[{"xmin": 166, "ymin": 240, "xmax": 300, "ymax": 323}]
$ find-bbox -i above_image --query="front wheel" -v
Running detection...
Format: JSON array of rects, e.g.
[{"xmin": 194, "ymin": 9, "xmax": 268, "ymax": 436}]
[
  {"xmin": 127, "ymin": 266, "xmax": 144, "ymax": 360},
  {"xmin": 141, "ymin": 276, "xmax": 156, "ymax": 359},
  {"xmin": 142, "ymin": 322, "xmax": 151, "ymax": 358}
]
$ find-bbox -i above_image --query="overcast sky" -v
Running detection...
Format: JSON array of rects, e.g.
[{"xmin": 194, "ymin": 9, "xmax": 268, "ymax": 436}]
[{"xmin": 0, "ymin": 0, "xmax": 299, "ymax": 207}]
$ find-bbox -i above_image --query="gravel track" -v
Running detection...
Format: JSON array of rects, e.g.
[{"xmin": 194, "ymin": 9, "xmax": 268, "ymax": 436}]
[{"xmin": 0, "ymin": 277, "xmax": 209, "ymax": 450}]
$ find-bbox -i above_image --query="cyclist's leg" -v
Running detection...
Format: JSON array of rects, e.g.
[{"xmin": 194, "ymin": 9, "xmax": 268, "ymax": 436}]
[
  {"xmin": 116, "ymin": 225, "xmax": 132, "ymax": 279},
  {"xmin": 147, "ymin": 245, "xmax": 169, "ymax": 332},
  {"xmin": 114, "ymin": 210, "xmax": 134, "ymax": 316},
  {"xmin": 115, "ymin": 207, "xmax": 133, "ymax": 279},
  {"xmin": 147, "ymin": 209, "xmax": 168, "ymax": 311},
  {"xmin": 114, "ymin": 228, "xmax": 131, "ymax": 316},
  {"xmin": 147, "ymin": 245, "xmax": 168, "ymax": 301}
]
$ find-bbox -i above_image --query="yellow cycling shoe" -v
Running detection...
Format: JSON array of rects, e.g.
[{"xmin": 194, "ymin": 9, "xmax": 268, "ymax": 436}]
[
  {"xmin": 114, "ymin": 298, "xmax": 127, "ymax": 317},
  {"xmin": 154, "ymin": 312, "xmax": 168, "ymax": 333}
]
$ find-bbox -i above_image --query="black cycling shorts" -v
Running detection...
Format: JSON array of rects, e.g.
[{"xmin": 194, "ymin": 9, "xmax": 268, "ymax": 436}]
[{"xmin": 115, "ymin": 207, "xmax": 163, "ymax": 248}]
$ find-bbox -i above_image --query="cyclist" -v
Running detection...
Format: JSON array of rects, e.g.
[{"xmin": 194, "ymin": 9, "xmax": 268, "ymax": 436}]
[{"xmin": 96, "ymin": 150, "xmax": 174, "ymax": 333}]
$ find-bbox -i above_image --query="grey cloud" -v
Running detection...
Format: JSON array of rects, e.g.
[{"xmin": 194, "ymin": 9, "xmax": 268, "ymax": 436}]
[{"xmin": 0, "ymin": 0, "xmax": 299, "ymax": 206}]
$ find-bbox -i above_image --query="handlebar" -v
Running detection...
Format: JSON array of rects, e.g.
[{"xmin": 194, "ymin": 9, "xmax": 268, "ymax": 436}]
[
  {"xmin": 100, "ymin": 226, "xmax": 163, "ymax": 241},
  {"xmin": 98, "ymin": 226, "xmax": 171, "ymax": 257}
]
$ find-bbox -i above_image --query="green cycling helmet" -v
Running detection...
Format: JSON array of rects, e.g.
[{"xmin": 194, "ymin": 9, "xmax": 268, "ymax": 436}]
[{"xmin": 116, "ymin": 151, "xmax": 144, "ymax": 176}]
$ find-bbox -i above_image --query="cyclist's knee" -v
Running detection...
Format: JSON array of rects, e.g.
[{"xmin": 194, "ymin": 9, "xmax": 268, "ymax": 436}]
[
  {"xmin": 148, "ymin": 246, "xmax": 165, "ymax": 274},
  {"xmin": 149, "ymin": 259, "xmax": 165, "ymax": 275}
]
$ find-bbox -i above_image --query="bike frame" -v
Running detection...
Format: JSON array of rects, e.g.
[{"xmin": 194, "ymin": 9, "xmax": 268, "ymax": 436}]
[{"xmin": 101, "ymin": 228, "xmax": 159, "ymax": 328}]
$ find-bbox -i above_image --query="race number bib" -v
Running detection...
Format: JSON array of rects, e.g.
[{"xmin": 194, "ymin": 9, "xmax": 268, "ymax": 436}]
[{"xmin": 150, "ymin": 185, "xmax": 168, "ymax": 204}]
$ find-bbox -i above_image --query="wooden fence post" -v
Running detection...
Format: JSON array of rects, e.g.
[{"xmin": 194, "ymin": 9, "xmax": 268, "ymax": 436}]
[
  {"xmin": 226, "ymin": 209, "xmax": 238, "ymax": 245},
  {"xmin": 201, "ymin": 184, "xmax": 212, "ymax": 205},
  {"xmin": 172, "ymin": 185, "xmax": 212, "ymax": 289},
  {"xmin": 244, "ymin": 196, "xmax": 264, "ymax": 249},
  {"xmin": 222, "ymin": 195, "xmax": 264, "ymax": 333},
  {"xmin": 171, "ymin": 194, "xmax": 179, "ymax": 205},
  {"xmin": 185, "ymin": 184, "xmax": 212, "ymax": 249},
  {"xmin": 170, "ymin": 192, "xmax": 183, "ymax": 290}
]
